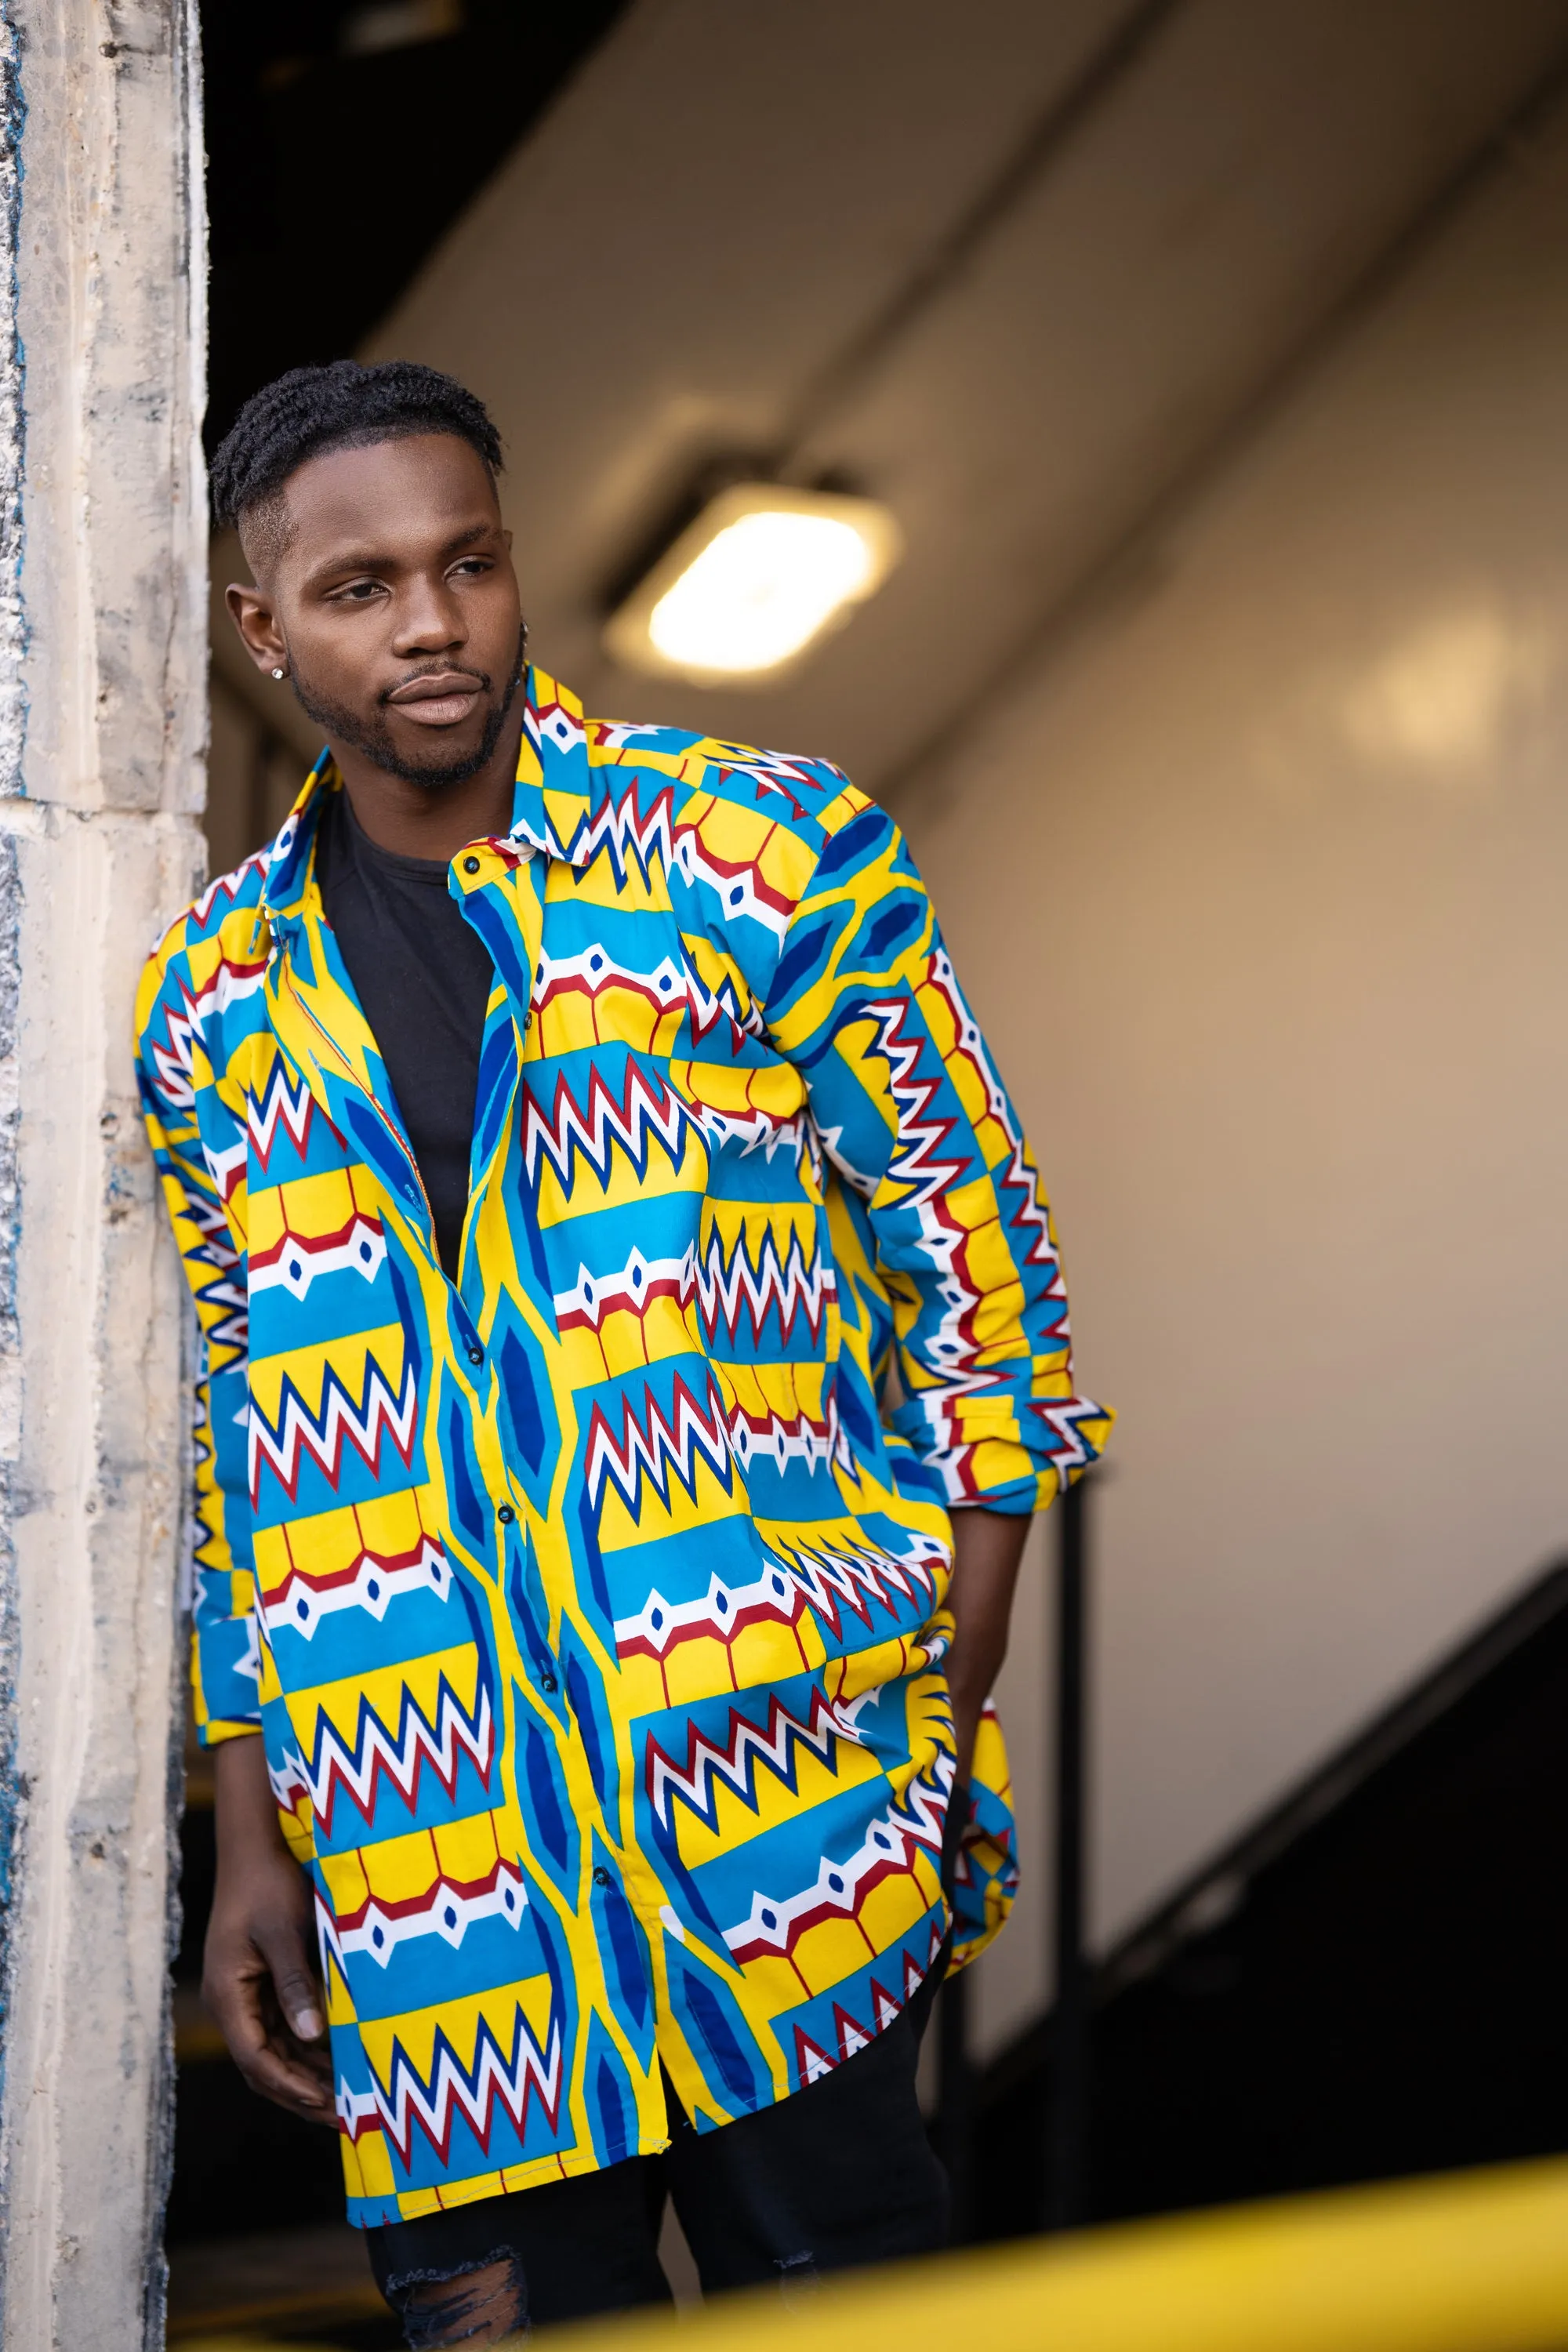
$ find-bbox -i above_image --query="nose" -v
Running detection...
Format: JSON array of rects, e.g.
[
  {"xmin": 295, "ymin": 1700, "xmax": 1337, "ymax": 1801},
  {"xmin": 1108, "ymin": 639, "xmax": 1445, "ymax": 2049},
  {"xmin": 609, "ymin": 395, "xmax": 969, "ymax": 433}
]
[{"xmin": 392, "ymin": 569, "xmax": 466, "ymax": 659}]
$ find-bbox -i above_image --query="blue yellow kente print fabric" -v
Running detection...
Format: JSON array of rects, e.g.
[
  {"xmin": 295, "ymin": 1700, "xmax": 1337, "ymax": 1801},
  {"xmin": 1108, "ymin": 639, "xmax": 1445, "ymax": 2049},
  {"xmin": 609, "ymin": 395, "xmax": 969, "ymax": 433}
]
[{"xmin": 136, "ymin": 670, "xmax": 1110, "ymax": 2225}]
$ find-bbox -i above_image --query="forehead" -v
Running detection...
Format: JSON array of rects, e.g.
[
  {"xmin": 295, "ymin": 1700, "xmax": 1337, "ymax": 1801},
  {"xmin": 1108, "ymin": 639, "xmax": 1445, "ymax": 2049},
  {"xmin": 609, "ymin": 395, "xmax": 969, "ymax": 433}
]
[{"xmin": 279, "ymin": 432, "xmax": 500, "ymax": 560}]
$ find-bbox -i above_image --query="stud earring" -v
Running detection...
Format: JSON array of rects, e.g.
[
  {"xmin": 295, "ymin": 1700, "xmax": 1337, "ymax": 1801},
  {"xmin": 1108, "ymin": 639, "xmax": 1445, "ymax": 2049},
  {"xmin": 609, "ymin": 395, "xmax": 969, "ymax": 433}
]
[{"xmin": 270, "ymin": 666, "xmax": 286, "ymax": 681}]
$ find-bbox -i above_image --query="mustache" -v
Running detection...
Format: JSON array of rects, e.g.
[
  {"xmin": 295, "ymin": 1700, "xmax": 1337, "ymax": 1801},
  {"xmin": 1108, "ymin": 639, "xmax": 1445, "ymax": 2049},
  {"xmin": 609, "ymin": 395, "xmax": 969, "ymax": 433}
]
[{"xmin": 378, "ymin": 660, "xmax": 492, "ymax": 705}]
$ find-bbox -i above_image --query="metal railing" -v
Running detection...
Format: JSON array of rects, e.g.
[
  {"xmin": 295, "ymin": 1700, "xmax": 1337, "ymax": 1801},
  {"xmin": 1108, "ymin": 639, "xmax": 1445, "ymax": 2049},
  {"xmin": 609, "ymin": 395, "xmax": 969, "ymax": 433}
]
[{"xmin": 557, "ymin": 2154, "xmax": 1568, "ymax": 2352}]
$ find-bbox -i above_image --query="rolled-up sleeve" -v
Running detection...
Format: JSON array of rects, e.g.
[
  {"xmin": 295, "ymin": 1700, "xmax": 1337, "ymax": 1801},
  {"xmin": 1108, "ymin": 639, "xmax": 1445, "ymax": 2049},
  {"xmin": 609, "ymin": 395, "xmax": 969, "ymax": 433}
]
[{"xmin": 765, "ymin": 801, "xmax": 1111, "ymax": 1513}]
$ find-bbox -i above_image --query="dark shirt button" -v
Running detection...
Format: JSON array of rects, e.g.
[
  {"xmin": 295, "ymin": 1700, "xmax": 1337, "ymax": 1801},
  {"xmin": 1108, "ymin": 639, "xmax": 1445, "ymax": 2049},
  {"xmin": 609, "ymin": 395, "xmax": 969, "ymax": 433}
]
[
  {"xmin": 463, "ymin": 855, "xmax": 481, "ymax": 875},
  {"xmin": 593, "ymin": 1867, "xmax": 612, "ymax": 1888},
  {"xmin": 466, "ymin": 1346, "xmax": 483, "ymax": 1365},
  {"xmin": 539, "ymin": 1675, "xmax": 557, "ymax": 1693},
  {"xmin": 497, "ymin": 1504, "xmax": 515, "ymax": 1524}
]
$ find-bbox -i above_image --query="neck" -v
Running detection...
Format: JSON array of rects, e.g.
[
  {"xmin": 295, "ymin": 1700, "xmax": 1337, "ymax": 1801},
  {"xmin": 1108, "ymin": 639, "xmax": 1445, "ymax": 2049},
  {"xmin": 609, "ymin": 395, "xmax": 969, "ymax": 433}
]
[{"xmin": 331, "ymin": 698, "xmax": 527, "ymax": 862}]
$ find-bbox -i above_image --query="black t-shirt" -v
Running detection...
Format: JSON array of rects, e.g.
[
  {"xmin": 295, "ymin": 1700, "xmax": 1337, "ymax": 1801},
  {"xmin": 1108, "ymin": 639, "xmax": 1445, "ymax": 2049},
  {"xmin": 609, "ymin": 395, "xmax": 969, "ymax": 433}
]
[{"xmin": 316, "ymin": 788, "xmax": 494, "ymax": 1279}]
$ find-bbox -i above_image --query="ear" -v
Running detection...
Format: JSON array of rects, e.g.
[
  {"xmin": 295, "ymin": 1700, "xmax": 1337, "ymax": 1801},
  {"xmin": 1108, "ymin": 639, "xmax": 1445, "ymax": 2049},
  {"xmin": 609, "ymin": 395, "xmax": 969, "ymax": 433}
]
[{"xmin": 226, "ymin": 581, "xmax": 288, "ymax": 675}]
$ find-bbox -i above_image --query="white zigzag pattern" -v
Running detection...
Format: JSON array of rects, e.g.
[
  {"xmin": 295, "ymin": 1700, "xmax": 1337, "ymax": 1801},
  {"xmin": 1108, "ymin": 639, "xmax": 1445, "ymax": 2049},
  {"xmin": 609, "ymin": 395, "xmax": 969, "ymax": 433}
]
[
  {"xmin": 190, "ymin": 846, "xmax": 269, "ymax": 930},
  {"xmin": 695, "ymin": 1224, "xmax": 834, "ymax": 1348},
  {"xmin": 248, "ymin": 1352, "xmax": 417, "ymax": 1501},
  {"xmin": 522, "ymin": 1063, "xmax": 691, "ymax": 1192},
  {"xmin": 282, "ymin": 1679, "xmax": 493, "ymax": 1823},
  {"xmin": 148, "ymin": 985, "xmax": 200, "ymax": 1108},
  {"xmin": 245, "ymin": 1056, "xmax": 315, "ymax": 1160},
  {"xmin": 648, "ymin": 1690, "xmax": 838, "ymax": 1831},
  {"xmin": 1034, "ymin": 1396, "xmax": 1105, "ymax": 1475},
  {"xmin": 692, "ymin": 1106, "xmax": 808, "ymax": 1162},
  {"xmin": 200, "ymin": 1275, "xmax": 249, "ymax": 1359},
  {"xmin": 998, "ymin": 1135, "xmax": 1066, "ymax": 1286},
  {"xmin": 575, "ymin": 785, "xmax": 679, "ymax": 880},
  {"xmin": 705, "ymin": 745, "xmax": 823, "ymax": 796},
  {"xmin": 862, "ymin": 995, "xmax": 965, "ymax": 1210},
  {"xmin": 779, "ymin": 1534, "xmax": 944, "ymax": 1633},
  {"xmin": 376, "ymin": 2009, "xmax": 564, "ymax": 2166},
  {"xmin": 585, "ymin": 1380, "xmax": 735, "ymax": 1512},
  {"xmin": 925, "ymin": 948, "xmax": 1065, "ymax": 1283},
  {"xmin": 186, "ymin": 1190, "xmax": 241, "ymax": 1272}
]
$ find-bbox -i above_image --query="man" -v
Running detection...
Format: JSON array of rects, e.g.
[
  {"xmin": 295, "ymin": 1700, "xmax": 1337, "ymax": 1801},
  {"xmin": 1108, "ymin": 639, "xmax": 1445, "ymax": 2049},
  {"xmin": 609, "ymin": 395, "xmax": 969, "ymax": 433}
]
[{"xmin": 137, "ymin": 359, "xmax": 1109, "ymax": 2345}]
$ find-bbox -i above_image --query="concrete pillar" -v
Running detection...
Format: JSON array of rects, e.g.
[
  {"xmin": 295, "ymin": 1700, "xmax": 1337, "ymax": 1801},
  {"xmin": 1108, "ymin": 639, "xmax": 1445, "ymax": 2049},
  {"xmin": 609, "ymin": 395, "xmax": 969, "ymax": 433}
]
[{"xmin": 0, "ymin": 5, "xmax": 206, "ymax": 2346}]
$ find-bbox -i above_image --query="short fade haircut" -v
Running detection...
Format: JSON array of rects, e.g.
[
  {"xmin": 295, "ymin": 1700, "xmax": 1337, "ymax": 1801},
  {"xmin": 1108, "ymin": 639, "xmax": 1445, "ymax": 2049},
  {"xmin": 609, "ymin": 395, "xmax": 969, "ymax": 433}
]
[{"xmin": 209, "ymin": 359, "xmax": 504, "ymax": 570}]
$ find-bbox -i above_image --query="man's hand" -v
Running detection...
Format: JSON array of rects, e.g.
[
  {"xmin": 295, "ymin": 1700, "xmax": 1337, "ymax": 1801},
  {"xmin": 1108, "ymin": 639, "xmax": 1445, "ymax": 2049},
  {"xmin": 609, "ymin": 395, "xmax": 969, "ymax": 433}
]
[
  {"xmin": 204, "ymin": 1734, "xmax": 336, "ymax": 2127},
  {"xmin": 944, "ymin": 1506, "xmax": 1030, "ymax": 1789}
]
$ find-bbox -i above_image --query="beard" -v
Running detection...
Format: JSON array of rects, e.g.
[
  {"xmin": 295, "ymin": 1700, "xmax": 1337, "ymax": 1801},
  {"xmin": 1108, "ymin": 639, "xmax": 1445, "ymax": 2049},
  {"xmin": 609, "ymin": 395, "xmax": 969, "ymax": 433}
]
[{"xmin": 288, "ymin": 626, "xmax": 527, "ymax": 792}]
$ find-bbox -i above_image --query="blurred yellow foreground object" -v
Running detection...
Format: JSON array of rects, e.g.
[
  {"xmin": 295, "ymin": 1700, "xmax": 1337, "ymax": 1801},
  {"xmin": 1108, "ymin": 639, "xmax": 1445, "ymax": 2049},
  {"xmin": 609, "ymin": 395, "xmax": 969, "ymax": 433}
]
[{"xmin": 564, "ymin": 2157, "xmax": 1568, "ymax": 2352}]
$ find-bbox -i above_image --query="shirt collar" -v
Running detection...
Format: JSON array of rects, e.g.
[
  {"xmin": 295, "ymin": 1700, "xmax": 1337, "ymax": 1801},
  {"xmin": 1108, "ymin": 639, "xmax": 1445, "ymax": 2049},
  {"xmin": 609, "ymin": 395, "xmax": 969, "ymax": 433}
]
[
  {"xmin": 261, "ymin": 664, "xmax": 596, "ymax": 922},
  {"xmin": 510, "ymin": 666, "xmax": 594, "ymax": 865}
]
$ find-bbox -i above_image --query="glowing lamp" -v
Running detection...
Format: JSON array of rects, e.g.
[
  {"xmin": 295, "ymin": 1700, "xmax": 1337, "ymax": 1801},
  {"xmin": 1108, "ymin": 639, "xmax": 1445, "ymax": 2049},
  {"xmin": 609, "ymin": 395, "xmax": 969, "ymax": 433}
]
[{"xmin": 604, "ymin": 484, "xmax": 902, "ymax": 687}]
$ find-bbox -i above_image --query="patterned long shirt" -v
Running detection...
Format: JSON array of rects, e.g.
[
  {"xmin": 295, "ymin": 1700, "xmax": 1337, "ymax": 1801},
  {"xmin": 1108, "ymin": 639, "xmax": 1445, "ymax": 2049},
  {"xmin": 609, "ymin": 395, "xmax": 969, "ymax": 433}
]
[{"xmin": 135, "ymin": 669, "xmax": 1110, "ymax": 2226}]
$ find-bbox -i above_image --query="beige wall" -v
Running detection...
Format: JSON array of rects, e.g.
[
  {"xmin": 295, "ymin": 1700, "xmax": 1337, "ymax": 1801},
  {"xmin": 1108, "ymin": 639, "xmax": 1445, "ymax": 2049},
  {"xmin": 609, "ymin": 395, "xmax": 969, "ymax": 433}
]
[{"xmin": 910, "ymin": 105, "xmax": 1568, "ymax": 2057}]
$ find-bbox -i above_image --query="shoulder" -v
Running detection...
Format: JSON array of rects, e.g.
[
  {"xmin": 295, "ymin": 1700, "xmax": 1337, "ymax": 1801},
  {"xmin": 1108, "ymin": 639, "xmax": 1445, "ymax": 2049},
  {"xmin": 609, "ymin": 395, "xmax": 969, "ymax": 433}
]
[
  {"xmin": 590, "ymin": 713, "xmax": 879, "ymax": 866},
  {"xmin": 134, "ymin": 841, "xmax": 273, "ymax": 1069}
]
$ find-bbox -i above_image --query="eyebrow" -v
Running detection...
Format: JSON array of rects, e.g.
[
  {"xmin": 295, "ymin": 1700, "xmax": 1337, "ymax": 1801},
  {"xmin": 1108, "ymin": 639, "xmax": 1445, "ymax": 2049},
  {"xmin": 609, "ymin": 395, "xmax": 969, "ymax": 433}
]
[{"xmin": 299, "ymin": 517, "xmax": 500, "ymax": 588}]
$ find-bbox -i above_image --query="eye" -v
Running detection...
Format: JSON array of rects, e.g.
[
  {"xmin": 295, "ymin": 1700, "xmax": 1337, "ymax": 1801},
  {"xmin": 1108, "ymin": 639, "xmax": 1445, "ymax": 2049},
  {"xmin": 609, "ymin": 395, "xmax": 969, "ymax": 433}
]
[
  {"xmin": 328, "ymin": 578, "xmax": 385, "ymax": 604},
  {"xmin": 449, "ymin": 557, "xmax": 492, "ymax": 581}
]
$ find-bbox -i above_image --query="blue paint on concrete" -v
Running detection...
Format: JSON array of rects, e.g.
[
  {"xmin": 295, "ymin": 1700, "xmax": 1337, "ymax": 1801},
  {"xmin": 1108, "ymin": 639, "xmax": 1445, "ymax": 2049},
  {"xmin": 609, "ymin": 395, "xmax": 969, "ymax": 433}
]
[{"xmin": 0, "ymin": 0, "xmax": 23, "ymax": 807}]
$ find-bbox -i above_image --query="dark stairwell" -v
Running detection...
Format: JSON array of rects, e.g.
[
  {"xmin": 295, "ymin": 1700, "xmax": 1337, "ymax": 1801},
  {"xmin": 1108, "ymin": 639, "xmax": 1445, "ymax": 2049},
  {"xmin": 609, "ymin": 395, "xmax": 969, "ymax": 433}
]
[{"xmin": 967, "ymin": 1555, "xmax": 1568, "ymax": 2241}]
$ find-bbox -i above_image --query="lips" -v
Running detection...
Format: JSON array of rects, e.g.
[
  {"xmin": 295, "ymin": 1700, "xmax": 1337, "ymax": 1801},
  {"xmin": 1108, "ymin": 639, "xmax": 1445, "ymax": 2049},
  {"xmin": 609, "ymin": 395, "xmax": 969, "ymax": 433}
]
[{"xmin": 384, "ymin": 670, "xmax": 486, "ymax": 727}]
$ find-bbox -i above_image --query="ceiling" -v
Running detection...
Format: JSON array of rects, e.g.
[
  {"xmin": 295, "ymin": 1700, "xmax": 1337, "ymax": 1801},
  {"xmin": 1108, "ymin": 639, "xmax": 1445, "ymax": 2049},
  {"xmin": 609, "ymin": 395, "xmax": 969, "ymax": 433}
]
[
  {"xmin": 201, "ymin": 0, "xmax": 628, "ymax": 450},
  {"xmin": 347, "ymin": 0, "xmax": 1568, "ymax": 800}
]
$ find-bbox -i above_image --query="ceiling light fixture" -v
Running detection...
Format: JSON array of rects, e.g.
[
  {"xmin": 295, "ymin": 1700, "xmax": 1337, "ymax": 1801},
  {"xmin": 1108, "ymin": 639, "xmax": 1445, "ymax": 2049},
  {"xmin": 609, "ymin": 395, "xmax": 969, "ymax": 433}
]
[
  {"xmin": 603, "ymin": 483, "xmax": 902, "ymax": 688},
  {"xmin": 340, "ymin": 0, "xmax": 465, "ymax": 59}
]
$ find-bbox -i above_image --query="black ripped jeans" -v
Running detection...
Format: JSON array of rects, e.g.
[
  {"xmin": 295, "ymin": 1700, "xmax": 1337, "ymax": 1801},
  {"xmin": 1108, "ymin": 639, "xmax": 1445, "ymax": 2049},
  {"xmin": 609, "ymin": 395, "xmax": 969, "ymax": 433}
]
[
  {"xmin": 368, "ymin": 2009, "xmax": 946, "ymax": 2342},
  {"xmin": 365, "ymin": 1799, "xmax": 964, "ymax": 2344}
]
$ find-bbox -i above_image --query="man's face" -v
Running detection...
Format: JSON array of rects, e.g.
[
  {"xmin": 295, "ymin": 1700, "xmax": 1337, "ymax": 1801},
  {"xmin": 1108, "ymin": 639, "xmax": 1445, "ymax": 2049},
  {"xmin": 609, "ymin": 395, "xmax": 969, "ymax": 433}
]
[{"xmin": 238, "ymin": 433, "xmax": 524, "ymax": 790}]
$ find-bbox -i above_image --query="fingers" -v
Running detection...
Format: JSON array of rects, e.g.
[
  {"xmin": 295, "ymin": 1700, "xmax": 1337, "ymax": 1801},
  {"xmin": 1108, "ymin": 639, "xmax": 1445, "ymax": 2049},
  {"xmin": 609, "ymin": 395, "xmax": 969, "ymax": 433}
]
[
  {"xmin": 239, "ymin": 2038, "xmax": 338, "ymax": 2127},
  {"xmin": 207, "ymin": 1984, "xmax": 336, "ymax": 2125},
  {"xmin": 205, "ymin": 1968, "xmax": 335, "ymax": 2122},
  {"xmin": 254, "ymin": 1913, "xmax": 327, "ymax": 2044},
  {"xmin": 205, "ymin": 1904, "xmax": 336, "ymax": 2126},
  {"xmin": 230, "ymin": 2009, "xmax": 336, "ymax": 2125}
]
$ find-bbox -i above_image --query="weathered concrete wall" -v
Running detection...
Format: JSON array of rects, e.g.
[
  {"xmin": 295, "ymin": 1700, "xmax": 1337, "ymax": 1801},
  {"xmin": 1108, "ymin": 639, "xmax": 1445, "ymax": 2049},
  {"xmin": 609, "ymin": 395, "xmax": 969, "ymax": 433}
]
[{"xmin": 0, "ymin": 5, "xmax": 206, "ymax": 2345}]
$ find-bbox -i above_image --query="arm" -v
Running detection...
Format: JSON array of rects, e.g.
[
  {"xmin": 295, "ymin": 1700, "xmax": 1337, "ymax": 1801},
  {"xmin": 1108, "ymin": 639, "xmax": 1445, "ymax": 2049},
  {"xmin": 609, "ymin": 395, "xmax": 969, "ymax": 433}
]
[
  {"xmin": 205, "ymin": 1736, "xmax": 333, "ymax": 2122},
  {"xmin": 135, "ymin": 926, "xmax": 330, "ymax": 2119},
  {"xmin": 765, "ymin": 803, "xmax": 1110, "ymax": 1757},
  {"xmin": 946, "ymin": 1508, "xmax": 1029, "ymax": 1788}
]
